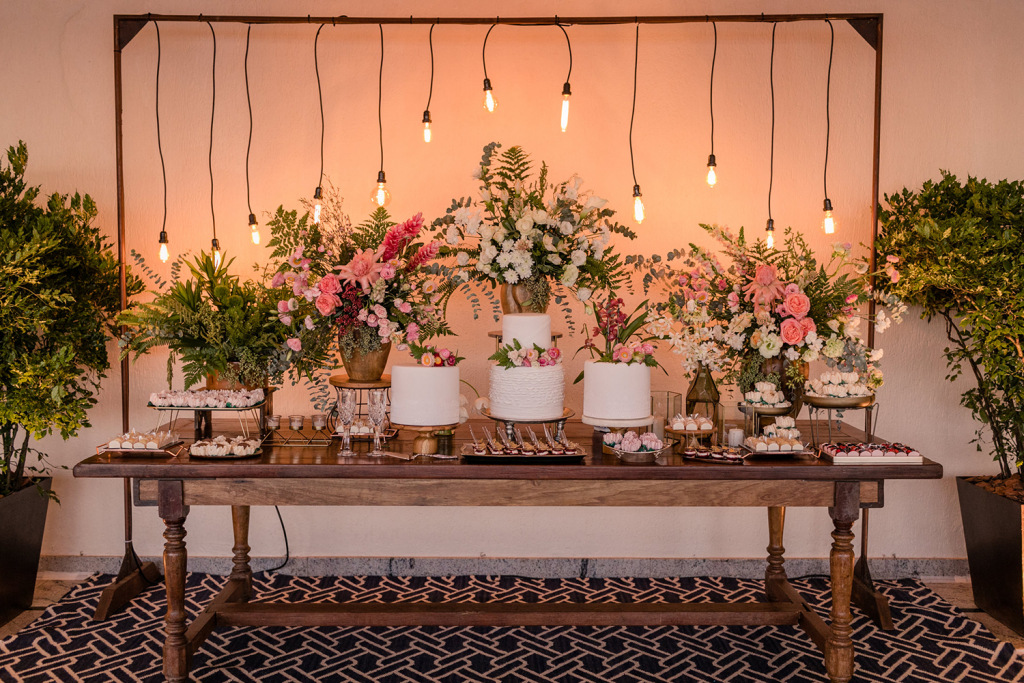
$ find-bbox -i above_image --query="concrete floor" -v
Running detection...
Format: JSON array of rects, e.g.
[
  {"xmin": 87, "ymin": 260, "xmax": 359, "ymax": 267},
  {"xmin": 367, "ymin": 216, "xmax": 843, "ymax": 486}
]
[{"xmin": 2, "ymin": 578, "xmax": 1022, "ymax": 652}]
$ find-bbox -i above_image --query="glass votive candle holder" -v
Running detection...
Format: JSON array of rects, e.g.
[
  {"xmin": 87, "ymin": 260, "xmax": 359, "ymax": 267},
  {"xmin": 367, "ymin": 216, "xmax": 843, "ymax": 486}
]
[
  {"xmin": 289, "ymin": 415, "xmax": 305, "ymax": 431},
  {"xmin": 266, "ymin": 414, "xmax": 281, "ymax": 429},
  {"xmin": 311, "ymin": 413, "xmax": 327, "ymax": 430}
]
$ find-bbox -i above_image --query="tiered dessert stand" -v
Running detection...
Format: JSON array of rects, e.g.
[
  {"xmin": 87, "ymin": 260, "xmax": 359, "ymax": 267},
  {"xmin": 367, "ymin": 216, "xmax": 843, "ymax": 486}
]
[
  {"xmin": 805, "ymin": 394, "xmax": 878, "ymax": 447},
  {"xmin": 148, "ymin": 394, "xmax": 270, "ymax": 442},
  {"xmin": 480, "ymin": 407, "xmax": 575, "ymax": 443},
  {"xmin": 738, "ymin": 402, "xmax": 791, "ymax": 437}
]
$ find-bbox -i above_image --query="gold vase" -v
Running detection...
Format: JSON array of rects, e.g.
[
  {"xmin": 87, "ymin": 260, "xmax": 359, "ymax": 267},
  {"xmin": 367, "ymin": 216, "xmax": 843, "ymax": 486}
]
[
  {"xmin": 341, "ymin": 341, "xmax": 392, "ymax": 382},
  {"xmin": 499, "ymin": 283, "xmax": 549, "ymax": 314}
]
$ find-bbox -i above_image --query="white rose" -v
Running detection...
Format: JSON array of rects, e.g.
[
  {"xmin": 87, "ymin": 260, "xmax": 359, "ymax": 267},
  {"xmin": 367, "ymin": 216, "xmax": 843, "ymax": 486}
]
[
  {"xmin": 559, "ymin": 221, "xmax": 574, "ymax": 236},
  {"xmin": 577, "ymin": 287, "xmax": 592, "ymax": 302},
  {"xmin": 515, "ymin": 216, "xmax": 534, "ymax": 233},
  {"xmin": 758, "ymin": 333, "xmax": 782, "ymax": 358},
  {"xmin": 560, "ymin": 264, "xmax": 580, "ymax": 287},
  {"xmin": 571, "ymin": 250, "xmax": 587, "ymax": 266},
  {"xmin": 456, "ymin": 252, "xmax": 469, "ymax": 266},
  {"xmin": 493, "ymin": 227, "xmax": 507, "ymax": 243}
]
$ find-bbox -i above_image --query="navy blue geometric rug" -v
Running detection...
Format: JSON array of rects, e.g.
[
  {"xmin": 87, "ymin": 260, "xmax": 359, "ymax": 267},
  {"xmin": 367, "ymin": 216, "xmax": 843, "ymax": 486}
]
[{"xmin": 1, "ymin": 574, "xmax": 1021, "ymax": 682}]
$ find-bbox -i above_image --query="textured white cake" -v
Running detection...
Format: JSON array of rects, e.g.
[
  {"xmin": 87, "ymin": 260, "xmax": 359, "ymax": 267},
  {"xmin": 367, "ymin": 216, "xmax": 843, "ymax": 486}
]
[
  {"xmin": 501, "ymin": 313, "xmax": 551, "ymax": 350},
  {"xmin": 488, "ymin": 313, "xmax": 564, "ymax": 420},
  {"xmin": 489, "ymin": 364, "xmax": 565, "ymax": 420},
  {"xmin": 390, "ymin": 364, "xmax": 460, "ymax": 426},
  {"xmin": 583, "ymin": 360, "xmax": 652, "ymax": 421}
]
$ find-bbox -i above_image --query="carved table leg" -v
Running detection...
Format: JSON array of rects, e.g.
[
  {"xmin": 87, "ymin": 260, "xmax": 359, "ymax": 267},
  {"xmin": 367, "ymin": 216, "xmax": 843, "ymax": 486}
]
[
  {"xmin": 826, "ymin": 482, "xmax": 860, "ymax": 683},
  {"xmin": 765, "ymin": 506, "xmax": 787, "ymax": 602},
  {"xmin": 159, "ymin": 480, "xmax": 190, "ymax": 683},
  {"xmin": 230, "ymin": 505, "xmax": 253, "ymax": 601}
]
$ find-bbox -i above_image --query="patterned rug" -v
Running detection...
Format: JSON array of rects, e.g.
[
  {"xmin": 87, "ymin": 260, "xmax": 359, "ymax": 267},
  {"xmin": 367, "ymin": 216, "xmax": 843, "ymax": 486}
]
[{"xmin": 1, "ymin": 574, "xmax": 1021, "ymax": 682}]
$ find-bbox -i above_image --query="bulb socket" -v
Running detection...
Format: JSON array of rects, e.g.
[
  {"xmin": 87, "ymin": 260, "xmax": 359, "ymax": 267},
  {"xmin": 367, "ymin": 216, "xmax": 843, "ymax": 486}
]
[
  {"xmin": 707, "ymin": 154, "xmax": 717, "ymax": 168},
  {"xmin": 632, "ymin": 184, "xmax": 642, "ymax": 198},
  {"xmin": 823, "ymin": 197, "xmax": 833, "ymax": 212},
  {"xmin": 377, "ymin": 170, "xmax": 387, "ymax": 184},
  {"xmin": 313, "ymin": 186, "xmax": 323, "ymax": 200},
  {"xmin": 765, "ymin": 218, "xmax": 775, "ymax": 232},
  {"xmin": 158, "ymin": 230, "xmax": 168, "ymax": 245},
  {"xmin": 211, "ymin": 238, "xmax": 221, "ymax": 251},
  {"xmin": 562, "ymin": 82, "xmax": 572, "ymax": 96},
  {"xmin": 422, "ymin": 110, "xmax": 432, "ymax": 124},
  {"xmin": 482, "ymin": 77, "xmax": 493, "ymax": 91},
  {"xmin": 248, "ymin": 213, "xmax": 257, "ymax": 229}
]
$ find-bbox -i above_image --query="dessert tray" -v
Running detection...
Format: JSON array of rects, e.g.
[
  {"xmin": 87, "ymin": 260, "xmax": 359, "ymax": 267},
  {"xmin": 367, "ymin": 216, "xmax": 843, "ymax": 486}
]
[
  {"xmin": 803, "ymin": 394, "xmax": 876, "ymax": 409},
  {"xmin": 97, "ymin": 431, "xmax": 183, "ymax": 455},
  {"xmin": 677, "ymin": 445, "xmax": 746, "ymax": 465},
  {"xmin": 738, "ymin": 403, "xmax": 792, "ymax": 416},
  {"xmin": 461, "ymin": 425, "xmax": 586, "ymax": 464},
  {"xmin": 188, "ymin": 436, "xmax": 263, "ymax": 459},
  {"xmin": 607, "ymin": 440, "xmax": 676, "ymax": 464},
  {"xmin": 741, "ymin": 435, "xmax": 816, "ymax": 458},
  {"xmin": 819, "ymin": 442, "xmax": 923, "ymax": 465}
]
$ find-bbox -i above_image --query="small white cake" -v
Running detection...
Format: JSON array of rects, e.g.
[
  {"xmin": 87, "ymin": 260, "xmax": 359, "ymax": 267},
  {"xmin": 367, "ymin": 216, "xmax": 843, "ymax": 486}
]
[
  {"xmin": 390, "ymin": 364, "xmax": 460, "ymax": 426},
  {"xmin": 489, "ymin": 364, "xmax": 565, "ymax": 420},
  {"xmin": 582, "ymin": 360, "xmax": 651, "ymax": 421},
  {"xmin": 501, "ymin": 313, "xmax": 551, "ymax": 350}
]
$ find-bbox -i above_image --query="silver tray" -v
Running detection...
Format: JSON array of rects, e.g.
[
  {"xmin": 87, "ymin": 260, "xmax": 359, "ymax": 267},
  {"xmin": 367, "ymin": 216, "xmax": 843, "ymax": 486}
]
[
  {"xmin": 738, "ymin": 403, "xmax": 792, "ymax": 416},
  {"xmin": 459, "ymin": 443, "xmax": 586, "ymax": 464},
  {"xmin": 188, "ymin": 447, "xmax": 263, "ymax": 460},
  {"xmin": 803, "ymin": 394, "xmax": 875, "ymax": 409},
  {"xmin": 148, "ymin": 399, "xmax": 267, "ymax": 411},
  {"xmin": 606, "ymin": 440, "xmax": 676, "ymax": 464}
]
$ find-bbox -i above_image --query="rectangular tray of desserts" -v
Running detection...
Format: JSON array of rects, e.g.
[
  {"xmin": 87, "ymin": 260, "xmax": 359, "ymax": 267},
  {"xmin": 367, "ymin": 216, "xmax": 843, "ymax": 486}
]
[
  {"xmin": 741, "ymin": 435, "xmax": 816, "ymax": 458},
  {"xmin": 459, "ymin": 443, "xmax": 586, "ymax": 464},
  {"xmin": 97, "ymin": 431, "xmax": 183, "ymax": 455},
  {"xmin": 818, "ymin": 442, "xmax": 923, "ymax": 465}
]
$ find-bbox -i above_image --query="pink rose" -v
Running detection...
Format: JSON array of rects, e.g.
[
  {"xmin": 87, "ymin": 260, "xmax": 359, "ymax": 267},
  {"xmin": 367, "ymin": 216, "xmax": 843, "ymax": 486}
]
[
  {"xmin": 776, "ymin": 302, "xmax": 790, "ymax": 317},
  {"xmin": 438, "ymin": 348, "xmax": 451, "ymax": 360},
  {"xmin": 318, "ymin": 273, "xmax": 341, "ymax": 294},
  {"xmin": 398, "ymin": 301, "xmax": 412, "ymax": 314},
  {"xmin": 800, "ymin": 317, "xmax": 817, "ymax": 335},
  {"xmin": 286, "ymin": 338, "xmax": 302, "ymax": 352},
  {"xmin": 547, "ymin": 347, "xmax": 562, "ymax": 361},
  {"xmin": 315, "ymin": 292, "xmax": 339, "ymax": 317},
  {"xmin": 641, "ymin": 343, "xmax": 655, "ymax": 355},
  {"xmin": 271, "ymin": 271, "xmax": 287, "ymax": 288},
  {"xmin": 727, "ymin": 291, "xmax": 740, "ymax": 310},
  {"xmin": 446, "ymin": 356, "xmax": 457, "ymax": 367},
  {"xmin": 277, "ymin": 300, "xmax": 290, "ymax": 314},
  {"xmin": 785, "ymin": 292, "xmax": 811, "ymax": 320},
  {"xmin": 380, "ymin": 264, "xmax": 397, "ymax": 280},
  {"xmin": 780, "ymin": 318, "xmax": 806, "ymax": 345},
  {"xmin": 538, "ymin": 357, "xmax": 550, "ymax": 367},
  {"xmin": 784, "ymin": 283, "xmax": 801, "ymax": 296},
  {"xmin": 406, "ymin": 322, "xmax": 420, "ymax": 342},
  {"xmin": 366, "ymin": 314, "xmax": 378, "ymax": 328}
]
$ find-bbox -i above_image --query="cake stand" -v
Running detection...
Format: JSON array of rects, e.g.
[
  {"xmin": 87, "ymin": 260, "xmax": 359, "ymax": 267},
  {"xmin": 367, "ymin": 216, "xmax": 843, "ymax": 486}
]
[
  {"xmin": 480, "ymin": 407, "xmax": 574, "ymax": 443},
  {"xmin": 488, "ymin": 331, "xmax": 563, "ymax": 353},
  {"xmin": 804, "ymin": 394, "xmax": 878, "ymax": 447},
  {"xmin": 737, "ymin": 402, "xmax": 792, "ymax": 436},
  {"xmin": 581, "ymin": 414, "xmax": 655, "ymax": 429},
  {"xmin": 390, "ymin": 422, "xmax": 460, "ymax": 455}
]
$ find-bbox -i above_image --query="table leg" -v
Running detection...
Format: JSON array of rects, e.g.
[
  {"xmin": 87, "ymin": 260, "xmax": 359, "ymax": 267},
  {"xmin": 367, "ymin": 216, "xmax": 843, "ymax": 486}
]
[
  {"xmin": 826, "ymin": 481, "xmax": 860, "ymax": 683},
  {"xmin": 765, "ymin": 506, "xmax": 787, "ymax": 590},
  {"xmin": 159, "ymin": 480, "xmax": 190, "ymax": 683},
  {"xmin": 230, "ymin": 506, "xmax": 253, "ymax": 601}
]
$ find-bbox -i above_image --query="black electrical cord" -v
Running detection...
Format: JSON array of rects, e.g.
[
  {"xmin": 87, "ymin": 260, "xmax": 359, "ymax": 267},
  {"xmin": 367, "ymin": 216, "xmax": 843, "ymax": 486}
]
[
  {"xmin": 265, "ymin": 506, "xmax": 291, "ymax": 574},
  {"xmin": 206, "ymin": 21, "xmax": 217, "ymax": 242},
  {"xmin": 557, "ymin": 22, "xmax": 572, "ymax": 84},
  {"xmin": 377, "ymin": 24, "xmax": 384, "ymax": 173},
  {"xmin": 768, "ymin": 22, "xmax": 776, "ymax": 223},
  {"xmin": 482, "ymin": 23, "xmax": 496, "ymax": 80},
  {"xmin": 824, "ymin": 19, "xmax": 834, "ymax": 202},
  {"xmin": 314, "ymin": 23, "xmax": 325, "ymax": 188},
  {"xmin": 245, "ymin": 24, "xmax": 253, "ymax": 216},
  {"xmin": 154, "ymin": 22, "xmax": 166, "ymax": 234},
  {"xmin": 425, "ymin": 24, "xmax": 434, "ymax": 112},
  {"xmin": 709, "ymin": 22, "xmax": 716, "ymax": 156},
  {"xmin": 629, "ymin": 23, "xmax": 640, "ymax": 186}
]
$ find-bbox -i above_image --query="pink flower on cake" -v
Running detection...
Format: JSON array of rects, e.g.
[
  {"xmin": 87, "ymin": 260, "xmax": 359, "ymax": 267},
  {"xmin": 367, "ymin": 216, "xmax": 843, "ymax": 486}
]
[
  {"xmin": 784, "ymin": 291, "xmax": 811, "ymax": 320},
  {"xmin": 420, "ymin": 352, "xmax": 434, "ymax": 366},
  {"xmin": 641, "ymin": 343, "xmax": 655, "ymax": 355},
  {"xmin": 546, "ymin": 347, "xmax": 562, "ymax": 361},
  {"xmin": 446, "ymin": 355, "xmax": 456, "ymax": 366},
  {"xmin": 318, "ymin": 273, "xmax": 341, "ymax": 294},
  {"xmin": 286, "ymin": 338, "xmax": 302, "ymax": 352},
  {"xmin": 744, "ymin": 264, "xmax": 786, "ymax": 306},
  {"xmin": 780, "ymin": 318, "xmax": 806, "ymax": 346},
  {"xmin": 438, "ymin": 348, "xmax": 451, "ymax": 360},
  {"xmin": 337, "ymin": 247, "xmax": 384, "ymax": 293},
  {"xmin": 315, "ymin": 292, "xmax": 339, "ymax": 317},
  {"xmin": 613, "ymin": 345, "xmax": 632, "ymax": 363}
]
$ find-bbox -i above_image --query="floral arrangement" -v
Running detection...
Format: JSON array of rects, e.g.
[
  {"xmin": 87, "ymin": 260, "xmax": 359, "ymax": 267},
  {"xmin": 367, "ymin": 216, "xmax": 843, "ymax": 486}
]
[
  {"xmin": 489, "ymin": 339, "xmax": 563, "ymax": 369},
  {"xmin": 430, "ymin": 143, "xmax": 635, "ymax": 312},
  {"xmin": 603, "ymin": 431, "xmax": 665, "ymax": 453},
  {"xmin": 263, "ymin": 198, "xmax": 452, "ymax": 379},
  {"xmin": 648, "ymin": 224, "xmax": 904, "ymax": 392},
  {"xmin": 407, "ymin": 342, "xmax": 464, "ymax": 367},
  {"xmin": 574, "ymin": 297, "xmax": 667, "ymax": 382}
]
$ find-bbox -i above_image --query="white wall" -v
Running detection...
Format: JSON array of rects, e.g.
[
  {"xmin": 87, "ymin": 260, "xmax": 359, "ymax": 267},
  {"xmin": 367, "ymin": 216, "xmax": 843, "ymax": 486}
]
[{"xmin": 1, "ymin": 0, "xmax": 1016, "ymax": 563}]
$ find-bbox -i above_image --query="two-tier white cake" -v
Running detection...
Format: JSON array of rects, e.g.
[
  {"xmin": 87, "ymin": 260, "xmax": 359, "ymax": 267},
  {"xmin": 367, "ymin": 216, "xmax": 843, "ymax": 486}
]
[
  {"xmin": 390, "ymin": 364, "xmax": 460, "ymax": 426},
  {"xmin": 582, "ymin": 360, "xmax": 652, "ymax": 421},
  {"xmin": 488, "ymin": 313, "xmax": 565, "ymax": 421}
]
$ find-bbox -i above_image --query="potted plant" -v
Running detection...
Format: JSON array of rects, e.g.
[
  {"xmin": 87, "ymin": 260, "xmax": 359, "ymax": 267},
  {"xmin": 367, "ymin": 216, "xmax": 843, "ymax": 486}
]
[
  {"xmin": 877, "ymin": 171, "xmax": 1024, "ymax": 634},
  {"xmin": 0, "ymin": 142, "xmax": 138, "ymax": 623},
  {"xmin": 643, "ymin": 224, "xmax": 902, "ymax": 419},
  {"xmin": 119, "ymin": 251, "xmax": 284, "ymax": 390},
  {"xmin": 263, "ymin": 196, "xmax": 451, "ymax": 383},
  {"xmin": 431, "ymin": 142, "xmax": 635, "ymax": 315}
]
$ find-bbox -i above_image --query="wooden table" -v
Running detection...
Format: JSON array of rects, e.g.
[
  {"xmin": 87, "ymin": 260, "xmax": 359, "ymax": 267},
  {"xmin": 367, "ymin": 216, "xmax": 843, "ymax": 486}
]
[{"xmin": 74, "ymin": 421, "xmax": 942, "ymax": 683}]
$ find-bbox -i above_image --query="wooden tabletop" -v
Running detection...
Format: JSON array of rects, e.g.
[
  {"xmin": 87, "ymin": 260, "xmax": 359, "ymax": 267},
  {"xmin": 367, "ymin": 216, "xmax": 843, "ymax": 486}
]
[{"xmin": 74, "ymin": 420, "xmax": 943, "ymax": 483}]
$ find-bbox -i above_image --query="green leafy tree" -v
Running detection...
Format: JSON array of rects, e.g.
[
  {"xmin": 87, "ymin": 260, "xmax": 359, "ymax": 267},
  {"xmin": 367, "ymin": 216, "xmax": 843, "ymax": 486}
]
[
  {"xmin": 0, "ymin": 142, "xmax": 142, "ymax": 499},
  {"xmin": 878, "ymin": 172, "xmax": 1024, "ymax": 477}
]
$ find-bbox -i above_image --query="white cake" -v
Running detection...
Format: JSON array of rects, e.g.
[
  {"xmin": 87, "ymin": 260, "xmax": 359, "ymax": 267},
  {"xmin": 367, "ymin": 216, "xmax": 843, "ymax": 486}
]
[
  {"xmin": 582, "ymin": 360, "xmax": 651, "ymax": 421},
  {"xmin": 390, "ymin": 364, "xmax": 460, "ymax": 426},
  {"xmin": 488, "ymin": 313, "xmax": 565, "ymax": 420}
]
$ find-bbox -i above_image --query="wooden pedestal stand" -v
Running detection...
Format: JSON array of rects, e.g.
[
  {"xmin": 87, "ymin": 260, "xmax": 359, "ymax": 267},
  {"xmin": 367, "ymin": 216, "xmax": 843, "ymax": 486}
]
[{"xmin": 391, "ymin": 423, "xmax": 460, "ymax": 455}]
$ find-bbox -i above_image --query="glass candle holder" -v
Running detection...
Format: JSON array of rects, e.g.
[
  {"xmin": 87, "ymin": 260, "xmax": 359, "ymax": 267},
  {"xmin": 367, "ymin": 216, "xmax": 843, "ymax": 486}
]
[
  {"xmin": 311, "ymin": 413, "xmax": 328, "ymax": 431},
  {"xmin": 266, "ymin": 414, "xmax": 281, "ymax": 429},
  {"xmin": 289, "ymin": 415, "xmax": 305, "ymax": 431}
]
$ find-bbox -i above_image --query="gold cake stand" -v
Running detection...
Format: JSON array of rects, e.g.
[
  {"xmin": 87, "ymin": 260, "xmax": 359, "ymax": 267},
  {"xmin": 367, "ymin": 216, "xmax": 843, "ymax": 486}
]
[{"xmin": 390, "ymin": 422, "xmax": 460, "ymax": 455}]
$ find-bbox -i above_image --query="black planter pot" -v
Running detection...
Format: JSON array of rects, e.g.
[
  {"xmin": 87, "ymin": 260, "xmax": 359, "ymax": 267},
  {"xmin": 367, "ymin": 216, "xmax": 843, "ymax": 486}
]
[
  {"xmin": 956, "ymin": 476, "xmax": 1024, "ymax": 635},
  {"xmin": 0, "ymin": 478, "xmax": 51, "ymax": 627}
]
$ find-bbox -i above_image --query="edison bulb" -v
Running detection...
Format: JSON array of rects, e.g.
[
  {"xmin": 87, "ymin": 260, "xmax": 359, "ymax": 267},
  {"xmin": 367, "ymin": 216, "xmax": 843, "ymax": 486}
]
[
  {"xmin": 251, "ymin": 228, "xmax": 260, "ymax": 245},
  {"xmin": 822, "ymin": 210, "xmax": 835, "ymax": 234},
  {"xmin": 483, "ymin": 89, "xmax": 497, "ymax": 112},
  {"xmin": 766, "ymin": 232, "xmax": 774, "ymax": 249},
  {"xmin": 560, "ymin": 95, "xmax": 570, "ymax": 132},
  {"xmin": 213, "ymin": 248, "xmax": 222, "ymax": 268},
  {"xmin": 706, "ymin": 165, "xmax": 717, "ymax": 187},
  {"xmin": 423, "ymin": 122, "xmax": 432, "ymax": 143},
  {"xmin": 371, "ymin": 182, "xmax": 391, "ymax": 208},
  {"xmin": 159, "ymin": 242, "xmax": 169, "ymax": 262},
  {"xmin": 313, "ymin": 203, "xmax": 322, "ymax": 224},
  {"xmin": 249, "ymin": 214, "xmax": 260, "ymax": 245},
  {"xmin": 632, "ymin": 184, "xmax": 645, "ymax": 223}
]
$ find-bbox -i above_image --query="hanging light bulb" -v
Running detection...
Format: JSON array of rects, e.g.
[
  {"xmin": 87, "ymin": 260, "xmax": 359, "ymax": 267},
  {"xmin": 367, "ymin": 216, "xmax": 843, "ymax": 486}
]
[
  {"xmin": 158, "ymin": 230, "xmax": 169, "ymax": 263},
  {"xmin": 765, "ymin": 219, "xmax": 775, "ymax": 250},
  {"xmin": 632, "ymin": 185, "xmax": 645, "ymax": 224},
  {"xmin": 706, "ymin": 154, "xmax": 718, "ymax": 187},
  {"xmin": 821, "ymin": 21, "xmax": 837, "ymax": 237},
  {"xmin": 313, "ymin": 186, "xmax": 323, "ymax": 224},
  {"xmin": 370, "ymin": 171, "xmax": 391, "ymax": 208},
  {"xmin": 422, "ymin": 110, "xmax": 432, "ymax": 143},
  {"xmin": 560, "ymin": 83, "xmax": 571, "ymax": 132},
  {"xmin": 706, "ymin": 22, "xmax": 718, "ymax": 188},
  {"xmin": 211, "ymin": 238, "xmax": 222, "ymax": 267},
  {"xmin": 482, "ymin": 78, "xmax": 498, "ymax": 112},
  {"xmin": 249, "ymin": 213, "xmax": 260, "ymax": 245}
]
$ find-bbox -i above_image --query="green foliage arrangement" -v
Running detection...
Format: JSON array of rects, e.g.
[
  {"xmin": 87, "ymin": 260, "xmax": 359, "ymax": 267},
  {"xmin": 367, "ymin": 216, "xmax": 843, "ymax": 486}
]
[
  {"xmin": 0, "ymin": 142, "xmax": 141, "ymax": 500},
  {"xmin": 877, "ymin": 171, "xmax": 1024, "ymax": 477},
  {"xmin": 119, "ymin": 251, "xmax": 285, "ymax": 390}
]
